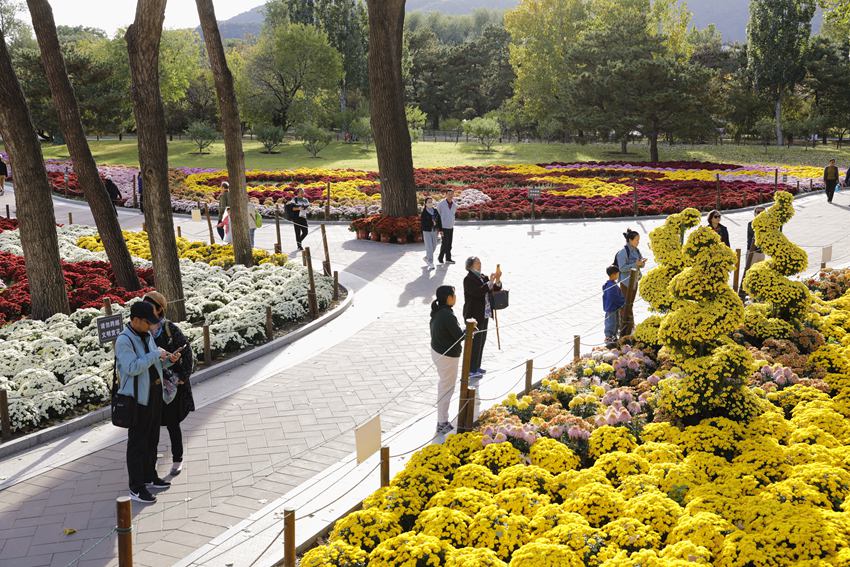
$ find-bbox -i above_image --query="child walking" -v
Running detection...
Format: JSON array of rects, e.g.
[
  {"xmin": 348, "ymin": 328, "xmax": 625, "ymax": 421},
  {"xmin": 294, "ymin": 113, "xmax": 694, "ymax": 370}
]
[{"xmin": 603, "ymin": 265, "xmax": 626, "ymax": 344}]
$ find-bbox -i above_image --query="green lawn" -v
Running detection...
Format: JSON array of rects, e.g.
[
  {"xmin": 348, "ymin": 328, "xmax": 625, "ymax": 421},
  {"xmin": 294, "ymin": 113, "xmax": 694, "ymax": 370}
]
[{"xmin": 4, "ymin": 138, "xmax": 850, "ymax": 170}]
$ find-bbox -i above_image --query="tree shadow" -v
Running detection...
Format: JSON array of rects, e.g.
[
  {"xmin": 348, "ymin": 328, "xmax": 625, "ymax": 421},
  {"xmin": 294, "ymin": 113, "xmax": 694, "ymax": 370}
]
[{"xmin": 397, "ymin": 265, "xmax": 450, "ymax": 308}]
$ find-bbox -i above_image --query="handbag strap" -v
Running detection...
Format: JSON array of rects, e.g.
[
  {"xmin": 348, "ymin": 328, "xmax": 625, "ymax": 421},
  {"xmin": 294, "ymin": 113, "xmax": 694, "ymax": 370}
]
[{"xmin": 113, "ymin": 334, "xmax": 139, "ymax": 401}]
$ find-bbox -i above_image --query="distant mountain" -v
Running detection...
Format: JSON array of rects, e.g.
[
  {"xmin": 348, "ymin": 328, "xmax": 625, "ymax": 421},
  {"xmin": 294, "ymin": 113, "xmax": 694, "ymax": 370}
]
[{"xmin": 213, "ymin": 0, "xmax": 822, "ymax": 44}]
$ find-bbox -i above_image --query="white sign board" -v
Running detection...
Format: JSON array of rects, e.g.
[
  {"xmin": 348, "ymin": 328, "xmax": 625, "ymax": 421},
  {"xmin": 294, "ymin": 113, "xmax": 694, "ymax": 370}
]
[
  {"xmin": 191, "ymin": 208, "xmax": 202, "ymax": 222},
  {"xmin": 355, "ymin": 415, "xmax": 381, "ymax": 464},
  {"xmin": 822, "ymin": 245, "xmax": 833, "ymax": 265}
]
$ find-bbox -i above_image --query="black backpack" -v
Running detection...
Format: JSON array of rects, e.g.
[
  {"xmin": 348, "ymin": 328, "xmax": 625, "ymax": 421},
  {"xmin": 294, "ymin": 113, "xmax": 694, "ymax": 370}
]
[{"xmin": 612, "ymin": 245, "xmax": 631, "ymax": 268}]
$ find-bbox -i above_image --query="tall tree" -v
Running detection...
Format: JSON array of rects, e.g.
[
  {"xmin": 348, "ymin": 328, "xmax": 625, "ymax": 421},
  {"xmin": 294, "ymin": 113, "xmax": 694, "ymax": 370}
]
[
  {"xmin": 126, "ymin": 0, "xmax": 185, "ymax": 321},
  {"xmin": 26, "ymin": 0, "xmax": 140, "ymax": 291},
  {"xmin": 0, "ymin": 25, "xmax": 69, "ymax": 319},
  {"xmin": 366, "ymin": 0, "xmax": 416, "ymax": 217},
  {"xmin": 196, "ymin": 0, "xmax": 252, "ymax": 266},
  {"xmin": 747, "ymin": 0, "xmax": 817, "ymax": 146}
]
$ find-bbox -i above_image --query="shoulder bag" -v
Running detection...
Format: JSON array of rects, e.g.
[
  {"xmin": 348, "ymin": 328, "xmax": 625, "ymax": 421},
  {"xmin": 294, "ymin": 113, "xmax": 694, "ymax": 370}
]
[
  {"xmin": 492, "ymin": 289, "xmax": 510, "ymax": 311},
  {"xmin": 111, "ymin": 338, "xmax": 138, "ymax": 428}
]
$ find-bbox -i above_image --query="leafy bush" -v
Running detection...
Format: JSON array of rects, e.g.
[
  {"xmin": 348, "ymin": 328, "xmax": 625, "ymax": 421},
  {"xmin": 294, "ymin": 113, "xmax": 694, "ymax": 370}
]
[
  {"xmin": 298, "ymin": 123, "xmax": 332, "ymax": 158},
  {"xmin": 350, "ymin": 116, "xmax": 373, "ymax": 149},
  {"xmin": 406, "ymin": 105, "xmax": 426, "ymax": 143},
  {"xmin": 186, "ymin": 121, "xmax": 217, "ymax": 154},
  {"xmin": 464, "ymin": 117, "xmax": 501, "ymax": 152},
  {"xmin": 254, "ymin": 124, "xmax": 285, "ymax": 154}
]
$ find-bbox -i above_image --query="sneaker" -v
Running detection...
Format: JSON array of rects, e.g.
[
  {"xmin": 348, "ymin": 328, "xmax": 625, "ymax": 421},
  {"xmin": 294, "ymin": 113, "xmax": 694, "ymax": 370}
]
[
  {"xmin": 446, "ymin": 260, "xmax": 456, "ymax": 265},
  {"xmin": 170, "ymin": 461, "xmax": 183, "ymax": 476},
  {"xmin": 146, "ymin": 477, "xmax": 171, "ymax": 490},
  {"xmin": 130, "ymin": 487, "xmax": 157, "ymax": 503},
  {"xmin": 477, "ymin": 368, "xmax": 487, "ymax": 374},
  {"xmin": 436, "ymin": 422, "xmax": 454, "ymax": 434},
  {"xmin": 427, "ymin": 263, "xmax": 435, "ymax": 271}
]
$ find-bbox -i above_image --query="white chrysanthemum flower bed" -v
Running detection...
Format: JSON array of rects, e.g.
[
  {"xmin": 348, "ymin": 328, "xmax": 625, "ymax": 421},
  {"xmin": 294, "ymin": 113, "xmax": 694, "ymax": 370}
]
[{"xmin": 0, "ymin": 226, "xmax": 335, "ymax": 433}]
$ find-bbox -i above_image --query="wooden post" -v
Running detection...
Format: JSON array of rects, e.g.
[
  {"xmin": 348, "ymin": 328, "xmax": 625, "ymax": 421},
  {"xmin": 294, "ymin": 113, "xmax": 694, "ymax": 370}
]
[
  {"xmin": 204, "ymin": 204, "xmax": 214, "ymax": 245},
  {"xmin": 203, "ymin": 325, "xmax": 212, "ymax": 365},
  {"xmin": 321, "ymin": 224, "xmax": 331, "ymax": 276},
  {"xmin": 266, "ymin": 306, "xmax": 274, "ymax": 341},
  {"xmin": 380, "ymin": 447, "xmax": 390, "ymax": 487},
  {"xmin": 633, "ymin": 180, "xmax": 638, "ymax": 217},
  {"xmin": 822, "ymin": 262, "xmax": 827, "ymax": 270},
  {"xmin": 103, "ymin": 298, "xmax": 113, "ymax": 315},
  {"xmin": 274, "ymin": 205, "xmax": 282, "ymax": 253},
  {"xmin": 142, "ymin": 222, "xmax": 147, "ymax": 233},
  {"xmin": 283, "ymin": 510, "xmax": 295, "ymax": 567},
  {"xmin": 732, "ymin": 248, "xmax": 742, "ymax": 292},
  {"xmin": 0, "ymin": 390, "xmax": 10, "ymax": 441},
  {"xmin": 304, "ymin": 247, "xmax": 319, "ymax": 319},
  {"xmin": 573, "ymin": 335, "xmax": 580, "ymax": 363},
  {"xmin": 810, "ymin": 179, "xmax": 814, "ymax": 192},
  {"xmin": 132, "ymin": 175, "xmax": 138, "ymax": 208},
  {"xmin": 530, "ymin": 199, "xmax": 536, "ymax": 221},
  {"xmin": 333, "ymin": 271, "xmax": 339, "ymax": 301},
  {"xmin": 464, "ymin": 387, "xmax": 477, "ymax": 431},
  {"xmin": 325, "ymin": 182, "xmax": 331, "ymax": 221},
  {"xmin": 67, "ymin": 212, "xmax": 73, "ymax": 225},
  {"xmin": 457, "ymin": 320, "xmax": 476, "ymax": 433},
  {"xmin": 715, "ymin": 174, "xmax": 721, "ymax": 211},
  {"xmin": 797, "ymin": 180, "xmax": 800, "ymax": 193},
  {"xmin": 116, "ymin": 496, "xmax": 133, "ymax": 567},
  {"xmin": 5, "ymin": 204, "xmax": 9, "ymax": 219},
  {"xmin": 525, "ymin": 360, "xmax": 533, "ymax": 395},
  {"xmin": 177, "ymin": 226, "xmax": 182, "ymax": 239},
  {"xmin": 774, "ymin": 169, "xmax": 778, "ymax": 190},
  {"xmin": 478, "ymin": 205, "xmax": 482, "ymax": 222}
]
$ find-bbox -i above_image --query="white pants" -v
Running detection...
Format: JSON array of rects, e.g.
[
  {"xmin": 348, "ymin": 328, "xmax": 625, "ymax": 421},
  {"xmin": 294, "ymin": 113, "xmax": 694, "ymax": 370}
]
[
  {"xmin": 423, "ymin": 230, "xmax": 438, "ymax": 264},
  {"xmin": 432, "ymin": 349, "xmax": 459, "ymax": 424}
]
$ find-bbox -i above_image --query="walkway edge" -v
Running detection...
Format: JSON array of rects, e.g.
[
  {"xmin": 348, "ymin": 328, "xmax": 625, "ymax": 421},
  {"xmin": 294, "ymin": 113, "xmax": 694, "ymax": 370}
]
[{"xmin": 0, "ymin": 288, "xmax": 354, "ymax": 461}]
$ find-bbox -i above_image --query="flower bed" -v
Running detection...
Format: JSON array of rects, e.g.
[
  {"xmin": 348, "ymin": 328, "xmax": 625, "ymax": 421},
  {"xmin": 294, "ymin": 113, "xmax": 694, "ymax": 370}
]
[
  {"xmin": 41, "ymin": 161, "xmax": 823, "ymax": 222},
  {"xmin": 0, "ymin": 225, "xmax": 334, "ymax": 434},
  {"xmin": 304, "ymin": 193, "xmax": 850, "ymax": 566}
]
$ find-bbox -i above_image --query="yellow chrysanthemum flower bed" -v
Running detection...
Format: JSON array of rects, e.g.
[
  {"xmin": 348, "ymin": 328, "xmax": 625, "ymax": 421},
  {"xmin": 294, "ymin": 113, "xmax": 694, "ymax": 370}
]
[
  {"xmin": 307, "ymin": 193, "xmax": 850, "ymax": 566},
  {"xmin": 77, "ymin": 231, "xmax": 287, "ymax": 269}
]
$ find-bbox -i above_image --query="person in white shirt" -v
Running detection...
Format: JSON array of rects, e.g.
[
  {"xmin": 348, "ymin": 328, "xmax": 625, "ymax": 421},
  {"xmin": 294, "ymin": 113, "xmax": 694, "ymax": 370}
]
[
  {"xmin": 286, "ymin": 189, "xmax": 310, "ymax": 251},
  {"xmin": 435, "ymin": 189, "xmax": 457, "ymax": 265}
]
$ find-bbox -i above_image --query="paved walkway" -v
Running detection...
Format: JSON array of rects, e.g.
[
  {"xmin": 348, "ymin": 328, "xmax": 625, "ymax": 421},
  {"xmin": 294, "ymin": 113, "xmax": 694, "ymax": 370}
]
[{"xmin": 0, "ymin": 185, "xmax": 846, "ymax": 566}]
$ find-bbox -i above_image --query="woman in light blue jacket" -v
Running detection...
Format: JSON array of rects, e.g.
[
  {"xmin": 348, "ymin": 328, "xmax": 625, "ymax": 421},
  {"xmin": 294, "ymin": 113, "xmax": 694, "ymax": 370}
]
[
  {"xmin": 116, "ymin": 300, "xmax": 181, "ymax": 504},
  {"xmin": 614, "ymin": 229, "xmax": 647, "ymax": 337}
]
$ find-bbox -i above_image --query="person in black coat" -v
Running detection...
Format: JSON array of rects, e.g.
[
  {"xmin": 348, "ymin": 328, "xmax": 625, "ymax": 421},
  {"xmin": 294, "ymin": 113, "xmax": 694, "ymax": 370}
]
[
  {"xmin": 707, "ymin": 210, "xmax": 730, "ymax": 248},
  {"xmin": 144, "ymin": 292, "xmax": 195, "ymax": 476},
  {"xmin": 103, "ymin": 177, "xmax": 121, "ymax": 214},
  {"xmin": 463, "ymin": 257, "xmax": 502, "ymax": 377},
  {"xmin": 0, "ymin": 155, "xmax": 7, "ymax": 195}
]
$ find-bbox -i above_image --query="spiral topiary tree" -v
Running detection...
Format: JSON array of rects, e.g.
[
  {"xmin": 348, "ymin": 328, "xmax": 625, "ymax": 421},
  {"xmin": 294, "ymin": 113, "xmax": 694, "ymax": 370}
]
[
  {"xmin": 656, "ymin": 226, "xmax": 761, "ymax": 424},
  {"xmin": 742, "ymin": 191, "xmax": 810, "ymax": 340},
  {"xmin": 635, "ymin": 208, "xmax": 702, "ymax": 346}
]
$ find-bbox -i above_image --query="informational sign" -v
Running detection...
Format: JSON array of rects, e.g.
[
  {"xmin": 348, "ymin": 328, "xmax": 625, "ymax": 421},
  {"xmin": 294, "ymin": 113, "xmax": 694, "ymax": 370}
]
[
  {"xmin": 823, "ymin": 245, "xmax": 833, "ymax": 265},
  {"xmin": 96, "ymin": 314, "xmax": 123, "ymax": 345},
  {"xmin": 528, "ymin": 187, "xmax": 542, "ymax": 201},
  {"xmin": 191, "ymin": 208, "xmax": 202, "ymax": 222},
  {"xmin": 782, "ymin": 174, "xmax": 788, "ymax": 184},
  {"xmin": 355, "ymin": 415, "xmax": 381, "ymax": 464}
]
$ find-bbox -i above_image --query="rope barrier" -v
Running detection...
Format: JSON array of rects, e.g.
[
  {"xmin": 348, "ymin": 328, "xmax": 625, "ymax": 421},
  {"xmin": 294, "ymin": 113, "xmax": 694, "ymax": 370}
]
[{"xmin": 63, "ymin": 527, "xmax": 117, "ymax": 567}]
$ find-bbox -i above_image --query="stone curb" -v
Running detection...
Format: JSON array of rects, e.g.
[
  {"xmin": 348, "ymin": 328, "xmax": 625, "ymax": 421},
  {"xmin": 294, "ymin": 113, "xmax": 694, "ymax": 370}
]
[{"xmin": 0, "ymin": 288, "xmax": 353, "ymax": 461}]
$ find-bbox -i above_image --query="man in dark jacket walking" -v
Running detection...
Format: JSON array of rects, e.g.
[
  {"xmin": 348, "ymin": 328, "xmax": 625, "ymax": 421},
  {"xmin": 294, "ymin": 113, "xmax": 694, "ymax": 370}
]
[
  {"xmin": 463, "ymin": 257, "xmax": 502, "ymax": 378},
  {"xmin": 825, "ymin": 159, "xmax": 840, "ymax": 203}
]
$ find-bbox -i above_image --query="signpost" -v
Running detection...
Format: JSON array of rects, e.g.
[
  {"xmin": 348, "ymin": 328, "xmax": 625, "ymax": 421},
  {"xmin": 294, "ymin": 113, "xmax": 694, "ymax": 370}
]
[
  {"xmin": 527, "ymin": 187, "xmax": 542, "ymax": 237},
  {"xmin": 96, "ymin": 314, "xmax": 123, "ymax": 345}
]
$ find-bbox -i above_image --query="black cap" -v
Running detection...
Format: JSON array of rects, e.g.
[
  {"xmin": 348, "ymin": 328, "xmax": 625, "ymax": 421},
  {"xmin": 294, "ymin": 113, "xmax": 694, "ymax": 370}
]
[{"xmin": 130, "ymin": 300, "xmax": 160, "ymax": 324}]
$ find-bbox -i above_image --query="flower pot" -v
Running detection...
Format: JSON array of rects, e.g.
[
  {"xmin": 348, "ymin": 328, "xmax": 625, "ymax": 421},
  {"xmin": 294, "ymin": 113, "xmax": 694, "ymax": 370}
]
[
  {"xmin": 380, "ymin": 234, "xmax": 391, "ymax": 243},
  {"xmin": 356, "ymin": 229, "xmax": 367, "ymax": 240},
  {"xmin": 396, "ymin": 234, "xmax": 408, "ymax": 245},
  {"xmin": 414, "ymin": 234, "xmax": 424, "ymax": 243},
  {"xmin": 371, "ymin": 231, "xmax": 380, "ymax": 241}
]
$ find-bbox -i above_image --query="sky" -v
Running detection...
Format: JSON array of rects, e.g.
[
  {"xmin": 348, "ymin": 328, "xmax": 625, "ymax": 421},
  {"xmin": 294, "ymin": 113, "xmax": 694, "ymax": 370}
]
[{"xmin": 45, "ymin": 0, "xmax": 265, "ymax": 35}]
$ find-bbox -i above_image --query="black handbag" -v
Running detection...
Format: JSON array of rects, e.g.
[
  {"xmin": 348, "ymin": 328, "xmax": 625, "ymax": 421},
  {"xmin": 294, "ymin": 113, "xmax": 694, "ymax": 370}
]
[
  {"xmin": 492, "ymin": 289, "xmax": 509, "ymax": 311},
  {"xmin": 111, "ymin": 343, "xmax": 138, "ymax": 428}
]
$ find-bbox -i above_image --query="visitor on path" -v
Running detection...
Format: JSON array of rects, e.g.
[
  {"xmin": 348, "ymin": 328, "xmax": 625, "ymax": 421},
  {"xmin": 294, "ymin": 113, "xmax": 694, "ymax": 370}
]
[
  {"xmin": 104, "ymin": 177, "xmax": 121, "ymax": 213},
  {"xmin": 430, "ymin": 285, "xmax": 464, "ymax": 434},
  {"xmin": 0, "ymin": 155, "xmax": 7, "ymax": 195},
  {"xmin": 825, "ymin": 159, "xmax": 840, "ymax": 203},
  {"xmin": 436, "ymin": 189, "xmax": 457, "ymax": 265},
  {"xmin": 741, "ymin": 206, "xmax": 767, "ymax": 298},
  {"xmin": 137, "ymin": 175, "xmax": 143, "ymax": 214},
  {"xmin": 707, "ymin": 210, "xmax": 731, "ymax": 247},
  {"xmin": 144, "ymin": 292, "xmax": 195, "ymax": 477},
  {"xmin": 116, "ymin": 300, "xmax": 181, "ymax": 504},
  {"xmin": 217, "ymin": 182, "xmax": 230, "ymax": 240},
  {"xmin": 247, "ymin": 200, "xmax": 261, "ymax": 248},
  {"xmin": 615, "ymin": 229, "xmax": 646, "ymax": 337},
  {"xmin": 286, "ymin": 188, "xmax": 310, "ymax": 251},
  {"xmin": 603, "ymin": 265, "xmax": 626, "ymax": 344},
  {"xmin": 421, "ymin": 197, "xmax": 439, "ymax": 270},
  {"xmin": 845, "ymin": 166, "xmax": 850, "ymax": 189},
  {"xmin": 463, "ymin": 257, "xmax": 502, "ymax": 378}
]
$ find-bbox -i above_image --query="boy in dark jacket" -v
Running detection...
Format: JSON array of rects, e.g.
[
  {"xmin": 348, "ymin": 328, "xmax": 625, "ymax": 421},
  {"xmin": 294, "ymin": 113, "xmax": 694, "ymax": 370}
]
[{"xmin": 603, "ymin": 265, "xmax": 626, "ymax": 343}]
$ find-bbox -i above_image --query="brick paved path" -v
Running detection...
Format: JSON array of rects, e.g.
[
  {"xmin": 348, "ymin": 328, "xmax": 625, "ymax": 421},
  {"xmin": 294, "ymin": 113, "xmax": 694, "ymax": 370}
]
[{"xmin": 0, "ymin": 187, "xmax": 844, "ymax": 566}]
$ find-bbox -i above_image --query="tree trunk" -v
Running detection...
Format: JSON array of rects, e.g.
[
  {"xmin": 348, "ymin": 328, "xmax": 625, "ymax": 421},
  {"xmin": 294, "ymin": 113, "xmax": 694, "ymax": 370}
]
[
  {"xmin": 649, "ymin": 133, "xmax": 659, "ymax": 162},
  {"xmin": 774, "ymin": 94, "xmax": 783, "ymax": 147},
  {"xmin": 126, "ymin": 0, "xmax": 186, "ymax": 321},
  {"xmin": 0, "ymin": 26, "xmax": 70, "ymax": 319},
  {"xmin": 196, "ymin": 0, "xmax": 252, "ymax": 266},
  {"xmin": 366, "ymin": 0, "xmax": 416, "ymax": 217},
  {"xmin": 27, "ymin": 0, "xmax": 140, "ymax": 291}
]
